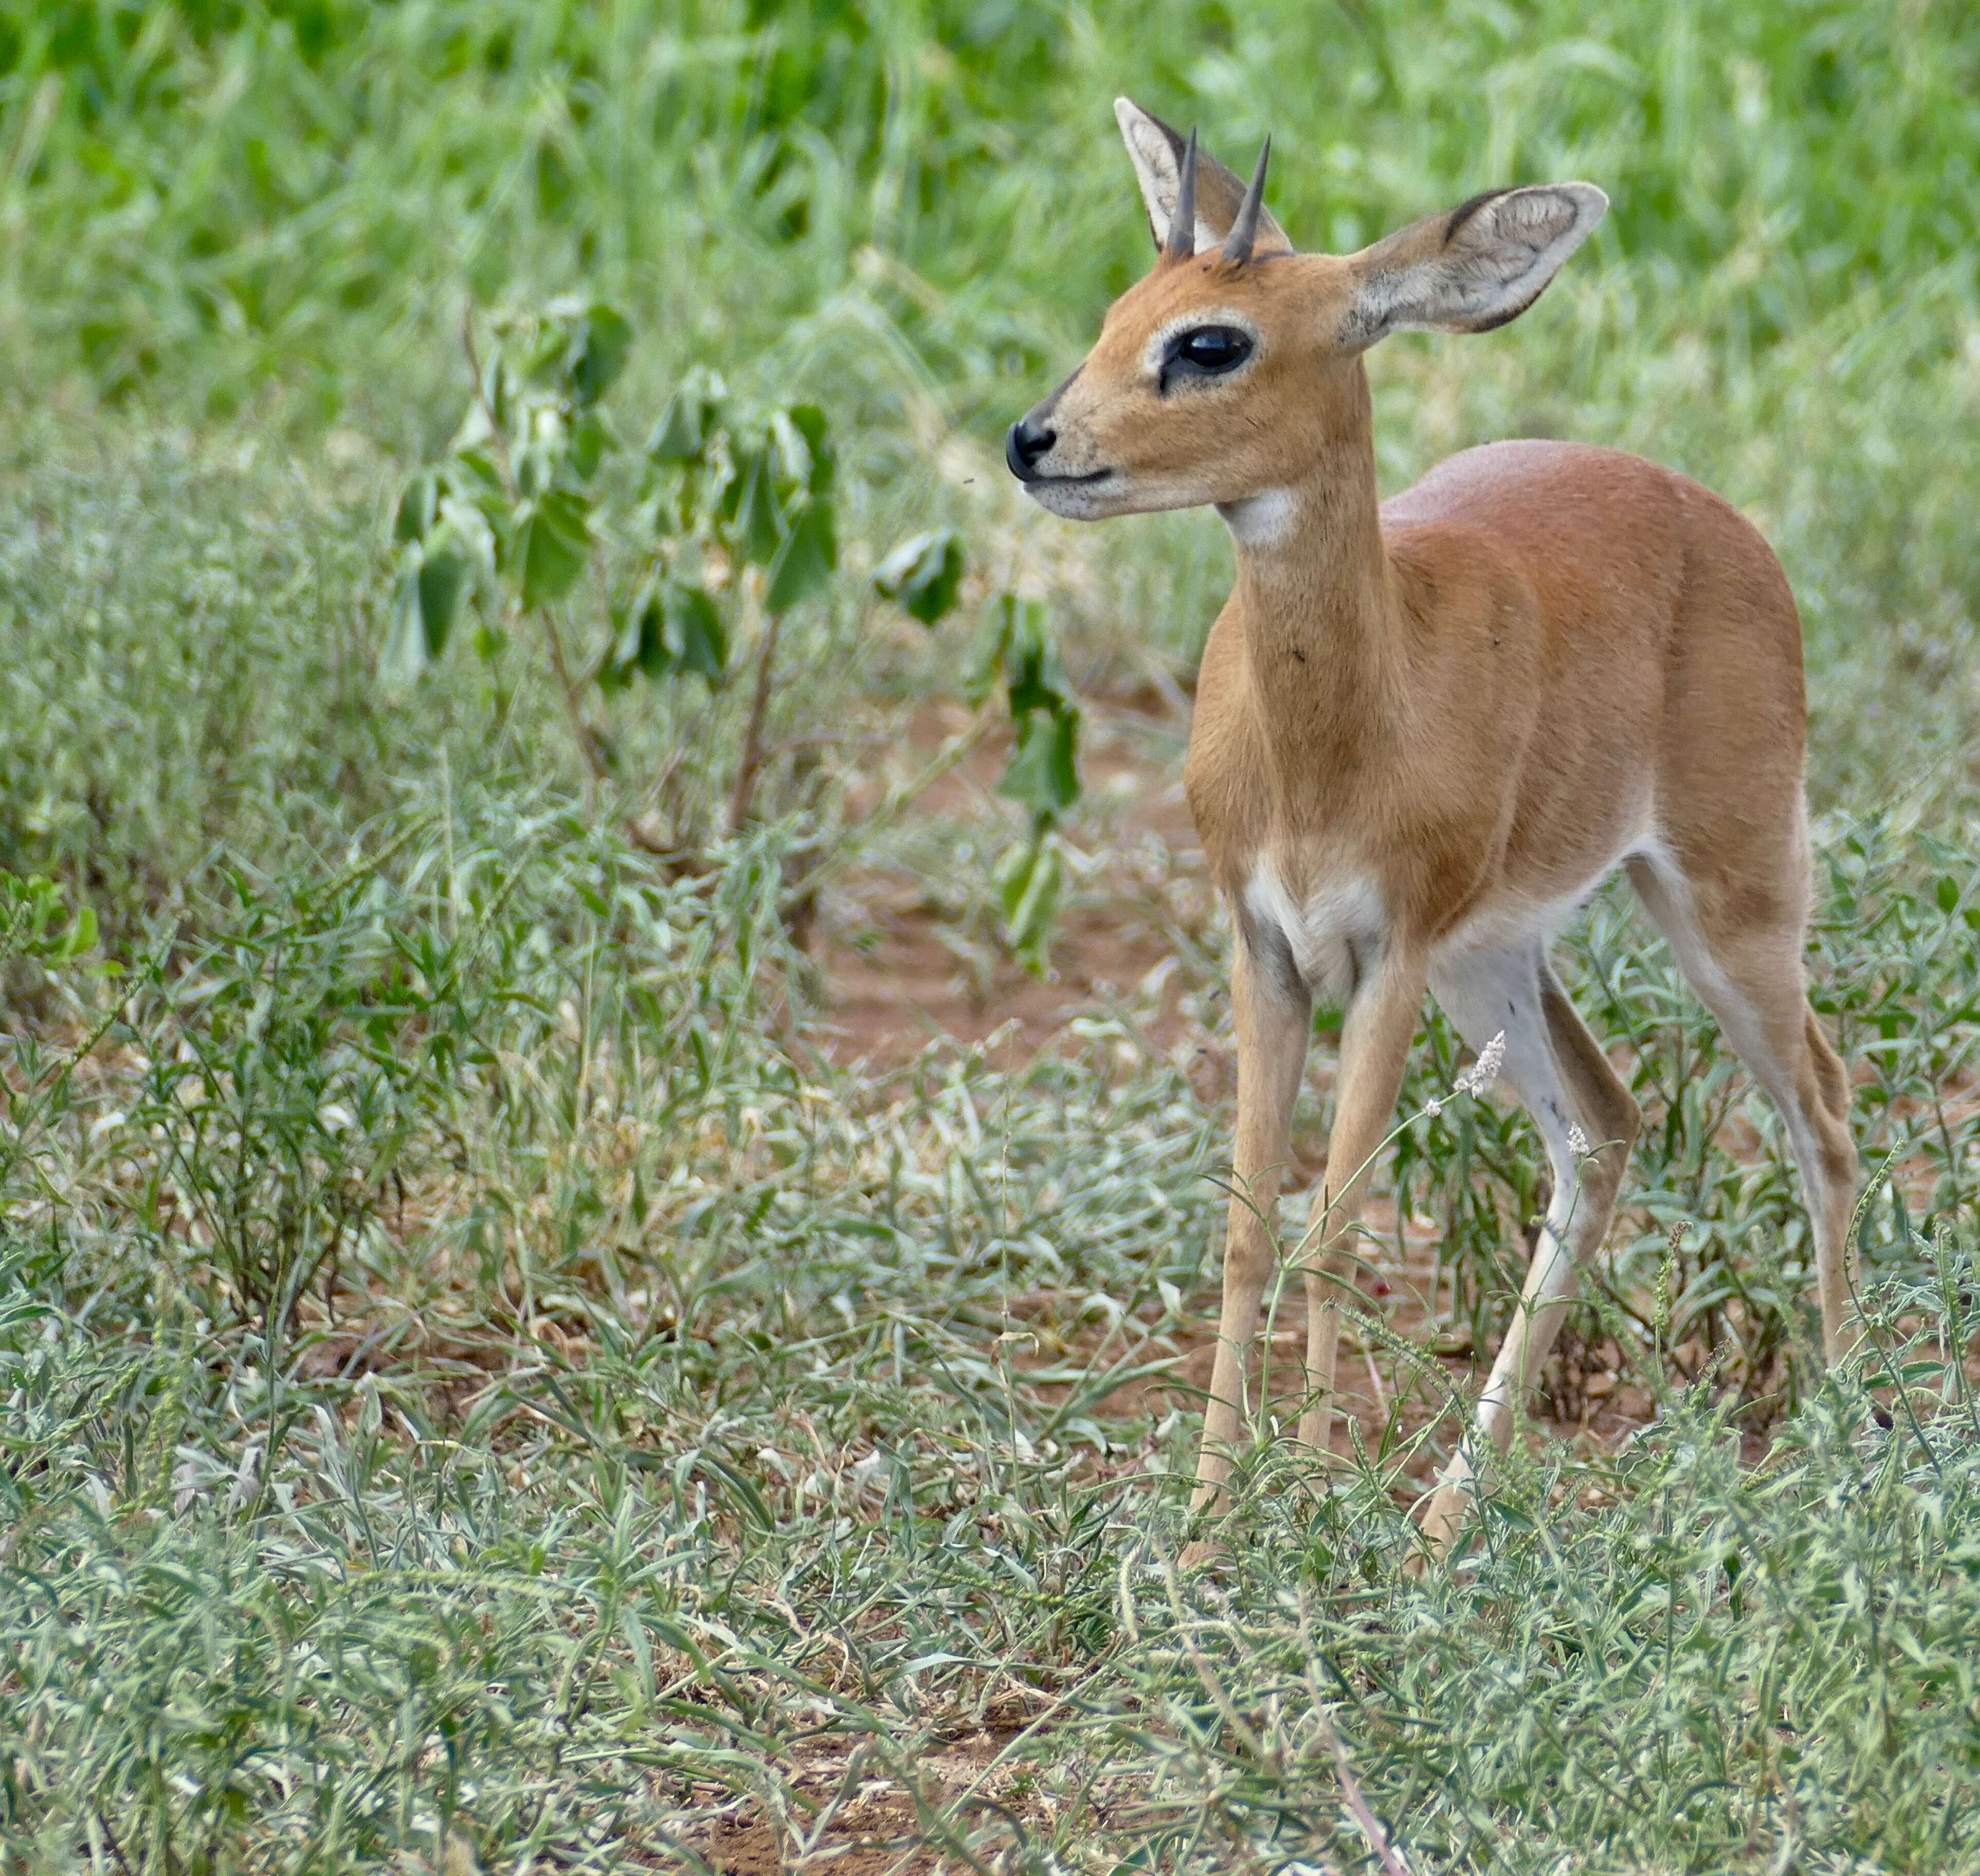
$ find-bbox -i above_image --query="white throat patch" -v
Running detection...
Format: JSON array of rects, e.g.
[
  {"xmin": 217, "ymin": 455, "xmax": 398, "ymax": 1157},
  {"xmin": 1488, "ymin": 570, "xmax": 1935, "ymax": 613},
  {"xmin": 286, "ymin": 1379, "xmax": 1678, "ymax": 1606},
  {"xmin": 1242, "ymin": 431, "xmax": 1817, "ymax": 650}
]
[{"xmin": 1218, "ymin": 488, "xmax": 1299, "ymax": 548}]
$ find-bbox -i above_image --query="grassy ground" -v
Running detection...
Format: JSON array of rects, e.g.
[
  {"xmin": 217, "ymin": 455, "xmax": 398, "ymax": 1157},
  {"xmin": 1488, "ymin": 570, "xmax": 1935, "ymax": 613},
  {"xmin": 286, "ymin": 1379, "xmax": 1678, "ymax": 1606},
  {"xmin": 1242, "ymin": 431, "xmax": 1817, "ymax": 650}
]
[{"xmin": 4, "ymin": 2, "xmax": 1980, "ymax": 1870}]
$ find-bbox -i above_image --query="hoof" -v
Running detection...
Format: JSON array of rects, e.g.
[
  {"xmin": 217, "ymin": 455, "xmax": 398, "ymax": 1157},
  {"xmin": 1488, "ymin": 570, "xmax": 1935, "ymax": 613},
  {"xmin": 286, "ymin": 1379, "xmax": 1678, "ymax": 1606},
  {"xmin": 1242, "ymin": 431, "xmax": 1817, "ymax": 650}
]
[
  {"xmin": 1178, "ymin": 1536, "xmax": 1223, "ymax": 1572},
  {"xmin": 1413, "ymin": 1483, "xmax": 1472, "ymax": 1564}
]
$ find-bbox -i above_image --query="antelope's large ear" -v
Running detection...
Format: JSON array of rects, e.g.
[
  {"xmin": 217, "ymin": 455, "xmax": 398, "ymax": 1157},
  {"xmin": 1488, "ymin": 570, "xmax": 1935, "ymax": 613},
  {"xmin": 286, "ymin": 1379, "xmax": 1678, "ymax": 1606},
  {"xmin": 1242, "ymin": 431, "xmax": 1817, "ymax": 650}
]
[
  {"xmin": 1114, "ymin": 97, "xmax": 1292, "ymax": 257},
  {"xmin": 1340, "ymin": 183, "xmax": 1606, "ymax": 345}
]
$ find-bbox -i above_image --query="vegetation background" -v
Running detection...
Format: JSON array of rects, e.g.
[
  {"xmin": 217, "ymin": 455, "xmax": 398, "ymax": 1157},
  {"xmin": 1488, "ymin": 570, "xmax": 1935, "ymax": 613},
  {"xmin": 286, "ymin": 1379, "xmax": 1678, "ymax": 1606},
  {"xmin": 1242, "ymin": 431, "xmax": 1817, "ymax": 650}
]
[{"xmin": 3, "ymin": 2, "xmax": 1979, "ymax": 1870}]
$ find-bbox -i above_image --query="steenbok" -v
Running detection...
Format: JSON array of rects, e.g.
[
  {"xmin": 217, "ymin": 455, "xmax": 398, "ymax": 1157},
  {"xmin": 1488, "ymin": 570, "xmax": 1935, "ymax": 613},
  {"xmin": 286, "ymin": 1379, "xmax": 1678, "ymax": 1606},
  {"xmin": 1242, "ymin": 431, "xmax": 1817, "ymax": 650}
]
[{"xmin": 1005, "ymin": 102, "xmax": 1856, "ymax": 1552}]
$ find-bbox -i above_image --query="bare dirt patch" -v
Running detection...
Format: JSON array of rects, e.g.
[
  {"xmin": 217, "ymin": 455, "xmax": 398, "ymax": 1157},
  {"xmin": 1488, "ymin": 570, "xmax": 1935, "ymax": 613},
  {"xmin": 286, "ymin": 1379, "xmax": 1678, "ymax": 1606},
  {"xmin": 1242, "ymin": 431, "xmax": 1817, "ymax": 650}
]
[
  {"xmin": 815, "ymin": 695, "xmax": 1211, "ymax": 1066},
  {"xmin": 670, "ymin": 1732, "xmax": 1045, "ymax": 1874}
]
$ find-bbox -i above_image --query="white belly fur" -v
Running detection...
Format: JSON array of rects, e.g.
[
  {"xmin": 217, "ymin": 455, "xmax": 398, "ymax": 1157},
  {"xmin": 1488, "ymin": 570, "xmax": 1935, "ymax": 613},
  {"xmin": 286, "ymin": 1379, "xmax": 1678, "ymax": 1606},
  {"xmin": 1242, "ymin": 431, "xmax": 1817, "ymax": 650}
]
[
  {"xmin": 1432, "ymin": 798, "xmax": 1658, "ymax": 964},
  {"xmin": 1246, "ymin": 801, "xmax": 1657, "ymax": 1002}
]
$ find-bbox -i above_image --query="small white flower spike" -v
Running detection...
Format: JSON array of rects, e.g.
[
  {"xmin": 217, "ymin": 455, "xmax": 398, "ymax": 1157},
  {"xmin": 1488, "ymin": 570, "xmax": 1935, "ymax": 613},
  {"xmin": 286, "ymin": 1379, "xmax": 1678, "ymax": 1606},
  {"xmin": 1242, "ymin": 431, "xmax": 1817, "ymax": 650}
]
[
  {"xmin": 1567, "ymin": 1122, "xmax": 1591, "ymax": 1159},
  {"xmin": 1455, "ymin": 1030, "xmax": 1506, "ymax": 1096}
]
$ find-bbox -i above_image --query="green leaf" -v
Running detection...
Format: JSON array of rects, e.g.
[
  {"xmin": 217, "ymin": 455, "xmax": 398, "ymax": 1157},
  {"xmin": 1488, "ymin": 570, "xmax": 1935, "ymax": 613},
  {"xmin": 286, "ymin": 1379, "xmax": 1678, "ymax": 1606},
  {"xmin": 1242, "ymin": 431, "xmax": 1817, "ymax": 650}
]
[
  {"xmin": 718, "ymin": 446, "xmax": 749, "ymax": 522},
  {"xmin": 611, "ymin": 592, "xmax": 662, "ymax": 682},
  {"xmin": 766, "ymin": 409, "xmax": 814, "ymax": 497},
  {"xmin": 0, "ymin": 873, "xmax": 98, "ymax": 966},
  {"xmin": 381, "ymin": 561, "xmax": 430, "ymax": 685},
  {"xmin": 788, "ymin": 403, "xmax": 834, "ymax": 493},
  {"xmin": 415, "ymin": 532, "xmax": 473, "ymax": 657},
  {"xmin": 611, "ymin": 581, "xmax": 727, "ymax": 688},
  {"xmin": 1938, "ymin": 875, "xmax": 1960, "ymax": 914},
  {"xmin": 731, "ymin": 450, "xmax": 785, "ymax": 567},
  {"xmin": 515, "ymin": 434, "xmax": 560, "ymax": 499},
  {"xmin": 522, "ymin": 312, "xmax": 569, "ymax": 382},
  {"xmin": 961, "ymin": 598, "xmax": 1014, "ymax": 708},
  {"xmin": 509, "ymin": 486, "xmax": 591, "ymax": 607},
  {"xmin": 594, "ymin": 614, "xmax": 633, "ymax": 693},
  {"xmin": 874, "ymin": 529, "xmax": 967, "ymax": 626},
  {"xmin": 382, "ymin": 529, "xmax": 476, "ymax": 682},
  {"xmin": 1002, "ymin": 599, "xmax": 1068, "ymax": 714},
  {"xmin": 568, "ymin": 411, "xmax": 611, "ymax": 481},
  {"xmin": 667, "ymin": 583, "xmax": 728, "ymax": 686},
  {"xmin": 648, "ymin": 389, "xmax": 705, "ymax": 462},
  {"xmin": 566, "ymin": 302, "xmax": 632, "ymax": 408},
  {"xmin": 996, "ymin": 835, "xmax": 1063, "ymax": 972},
  {"xmin": 765, "ymin": 498, "xmax": 836, "ymax": 612},
  {"xmin": 452, "ymin": 449, "xmax": 505, "ymax": 501},
  {"xmin": 449, "ymin": 448, "xmax": 510, "ymax": 530},
  {"xmin": 997, "ymin": 705, "xmax": 1080, "ymax": 820},
  {"xmin": 479, "ymin": 354, "xmax": 512, "ymax": 434},
  {"xmin": 63, "ymin": 904, "xmax": 97, "ymax": 960},
  {"xmin": 393, "ymin": 470, "xmax": 440, "ymax": 543},
  {"xmin": 647, "ymin": 367, "xmax": 725, "ymax": 462}
]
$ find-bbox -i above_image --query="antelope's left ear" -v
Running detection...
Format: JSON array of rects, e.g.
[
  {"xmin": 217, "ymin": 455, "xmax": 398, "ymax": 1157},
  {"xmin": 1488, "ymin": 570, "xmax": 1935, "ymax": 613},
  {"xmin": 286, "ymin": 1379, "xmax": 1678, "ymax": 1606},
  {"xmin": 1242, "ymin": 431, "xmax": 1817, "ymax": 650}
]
[
  {"xmin": 1114, "ymin": 97, "xmax": 1293, "ymax": 257},
  {"xmin": 1340, "ymin": 183, "xmax": 1607, "ymax": 345}
]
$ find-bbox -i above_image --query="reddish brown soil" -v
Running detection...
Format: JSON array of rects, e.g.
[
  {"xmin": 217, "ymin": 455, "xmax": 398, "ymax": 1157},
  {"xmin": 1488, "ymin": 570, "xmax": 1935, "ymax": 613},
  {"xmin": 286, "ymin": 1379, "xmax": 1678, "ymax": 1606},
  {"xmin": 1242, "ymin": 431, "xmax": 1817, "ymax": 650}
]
[
  {"xmin": 815, "ymin": 695, "xmax": 1211, "ymax": 1065},
  {"xmin": 821, "ymin": 887, "xmax": 1193, "ymax": 1063},
  {"xmin": 670, "ymin": 1733, "xmax": 1041, "ymax": 1874}
]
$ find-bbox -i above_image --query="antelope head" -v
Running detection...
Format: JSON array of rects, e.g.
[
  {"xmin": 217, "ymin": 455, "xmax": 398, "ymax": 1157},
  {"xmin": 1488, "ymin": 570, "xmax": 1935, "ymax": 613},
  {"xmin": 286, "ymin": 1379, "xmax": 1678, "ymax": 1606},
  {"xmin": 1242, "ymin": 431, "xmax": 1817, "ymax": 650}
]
[{"xmin": 1006, "ymin": 100, "xmax": 1607, "ymax": 530}]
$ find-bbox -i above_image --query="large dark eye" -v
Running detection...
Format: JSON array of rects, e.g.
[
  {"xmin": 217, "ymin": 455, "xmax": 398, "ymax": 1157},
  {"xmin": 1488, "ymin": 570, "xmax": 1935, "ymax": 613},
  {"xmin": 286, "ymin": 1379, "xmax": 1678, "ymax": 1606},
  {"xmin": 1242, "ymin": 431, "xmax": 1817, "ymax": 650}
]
[{"xmin": 1164, "ymin": 325, "xmax": 1254, "ymax": 388}]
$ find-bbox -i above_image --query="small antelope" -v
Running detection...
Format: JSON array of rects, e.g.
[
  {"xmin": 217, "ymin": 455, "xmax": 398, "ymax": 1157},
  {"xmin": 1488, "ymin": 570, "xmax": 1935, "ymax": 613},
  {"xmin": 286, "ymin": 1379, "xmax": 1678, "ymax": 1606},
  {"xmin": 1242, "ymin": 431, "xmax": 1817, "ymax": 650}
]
[{"xmin": 1006, "ymin": 102, "xmax": 1857, "ymax": 1553}]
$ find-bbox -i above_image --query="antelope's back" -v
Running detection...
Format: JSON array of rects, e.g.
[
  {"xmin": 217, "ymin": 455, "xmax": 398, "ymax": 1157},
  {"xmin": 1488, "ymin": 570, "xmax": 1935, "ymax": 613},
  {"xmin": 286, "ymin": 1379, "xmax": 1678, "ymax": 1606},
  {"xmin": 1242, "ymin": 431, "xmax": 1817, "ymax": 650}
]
[{"xmin": 1384, "ymin": 437, "xmax": 1807, "ymax": 765}]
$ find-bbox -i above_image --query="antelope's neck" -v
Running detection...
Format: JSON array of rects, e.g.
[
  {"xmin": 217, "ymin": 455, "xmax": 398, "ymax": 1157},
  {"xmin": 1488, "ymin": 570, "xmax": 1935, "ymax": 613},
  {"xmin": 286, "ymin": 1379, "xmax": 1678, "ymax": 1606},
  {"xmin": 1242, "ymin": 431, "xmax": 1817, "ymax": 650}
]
[
  {"xmin": 1216, "ymin": 420, "xmax": 1401, "ymax": 800},
  {"xmin": 1211, "ymin": 416, "xmax": 1402, "ymax": 713}
]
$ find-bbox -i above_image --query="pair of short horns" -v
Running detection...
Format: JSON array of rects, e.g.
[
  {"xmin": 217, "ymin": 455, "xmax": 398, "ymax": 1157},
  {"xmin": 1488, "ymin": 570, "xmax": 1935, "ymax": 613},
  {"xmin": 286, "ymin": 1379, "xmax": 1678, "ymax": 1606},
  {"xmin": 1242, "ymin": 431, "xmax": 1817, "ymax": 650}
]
[{"xmin": 1165, "ymin": 129, "xmax": 1273, "ymax": 266}]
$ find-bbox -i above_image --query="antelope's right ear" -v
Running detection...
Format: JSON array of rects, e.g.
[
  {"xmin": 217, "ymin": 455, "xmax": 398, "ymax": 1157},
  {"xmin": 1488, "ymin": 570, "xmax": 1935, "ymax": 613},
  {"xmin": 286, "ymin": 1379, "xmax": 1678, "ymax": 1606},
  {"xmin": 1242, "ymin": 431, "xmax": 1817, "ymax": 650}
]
[{"xmin": 1114, "ymin": 98, "xmax": 1293, "ymax": 258}]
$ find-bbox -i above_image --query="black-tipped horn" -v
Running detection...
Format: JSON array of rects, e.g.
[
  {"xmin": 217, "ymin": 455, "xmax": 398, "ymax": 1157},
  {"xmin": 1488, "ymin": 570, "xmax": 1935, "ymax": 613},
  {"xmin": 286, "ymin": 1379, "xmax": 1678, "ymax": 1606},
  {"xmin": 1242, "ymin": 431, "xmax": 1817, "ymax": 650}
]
[
  {"xmin": 1166, "ymin": 127, "xmax": 1199, "ymax": 260},
  {"xmin": 1222, "ymin": 136, "xmax": 1272, "ymax": 264}
]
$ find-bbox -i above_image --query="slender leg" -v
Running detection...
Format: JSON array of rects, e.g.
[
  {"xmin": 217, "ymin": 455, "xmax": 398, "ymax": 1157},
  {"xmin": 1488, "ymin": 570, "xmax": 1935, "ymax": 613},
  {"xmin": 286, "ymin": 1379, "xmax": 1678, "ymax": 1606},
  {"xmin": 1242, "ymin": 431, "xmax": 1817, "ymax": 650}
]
[
  {"xmin": 1189, "ymin": 936, "xmax": 1310, "ymax": 1518},
  {"xmin": 1629, "ymin": 852, "xmax": 1859, "ymax": 1361},
  {"xmin": 1418, "ymin": 945, "xmax": 1640, "ymax": 1553},
  {"xmin": 1293, "ymin": 947, "xmax": 1429, "ymax": 1458}
]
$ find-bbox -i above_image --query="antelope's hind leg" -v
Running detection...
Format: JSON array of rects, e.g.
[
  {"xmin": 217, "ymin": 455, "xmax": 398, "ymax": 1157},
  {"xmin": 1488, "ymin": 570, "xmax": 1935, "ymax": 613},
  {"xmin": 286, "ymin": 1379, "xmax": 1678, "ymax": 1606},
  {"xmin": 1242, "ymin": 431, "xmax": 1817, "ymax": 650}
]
[
  {"xmin": 1628, "ymin": 851, "xmax": 1858, "ymax": 1360},
  {"xmin": 1418, "ymin": 944, "xmax": 1641, "ymax": 1554}
]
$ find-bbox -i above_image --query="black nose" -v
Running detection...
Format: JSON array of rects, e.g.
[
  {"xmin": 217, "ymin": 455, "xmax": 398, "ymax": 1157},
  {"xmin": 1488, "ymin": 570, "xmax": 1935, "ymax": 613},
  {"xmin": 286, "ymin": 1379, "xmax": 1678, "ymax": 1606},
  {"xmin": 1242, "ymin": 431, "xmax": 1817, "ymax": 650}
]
[{"xmin": 1006, "ymin": 414, "xmax": 1056, "ymax": 481}]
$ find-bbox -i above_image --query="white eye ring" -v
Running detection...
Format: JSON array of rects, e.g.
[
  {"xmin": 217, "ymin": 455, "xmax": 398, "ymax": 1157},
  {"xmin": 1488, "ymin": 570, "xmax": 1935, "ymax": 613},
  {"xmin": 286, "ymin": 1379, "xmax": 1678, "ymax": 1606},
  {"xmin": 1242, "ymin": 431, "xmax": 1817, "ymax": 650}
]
[
  {"xmin": 1169, "ymin": 327, "xmax": 1254, "ymax": 374},
  {"xmin": 1140, "ymin": 308, "xmax": 1261, "ymax": 382}
]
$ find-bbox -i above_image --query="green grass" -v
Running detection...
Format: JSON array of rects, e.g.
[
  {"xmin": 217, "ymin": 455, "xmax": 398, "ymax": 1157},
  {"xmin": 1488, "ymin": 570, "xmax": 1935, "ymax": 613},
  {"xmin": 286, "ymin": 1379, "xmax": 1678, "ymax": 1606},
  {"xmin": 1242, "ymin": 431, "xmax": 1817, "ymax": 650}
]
[{"xmin": 4, "ymin": 2, "xmax": 1980, "ymax": 1870}]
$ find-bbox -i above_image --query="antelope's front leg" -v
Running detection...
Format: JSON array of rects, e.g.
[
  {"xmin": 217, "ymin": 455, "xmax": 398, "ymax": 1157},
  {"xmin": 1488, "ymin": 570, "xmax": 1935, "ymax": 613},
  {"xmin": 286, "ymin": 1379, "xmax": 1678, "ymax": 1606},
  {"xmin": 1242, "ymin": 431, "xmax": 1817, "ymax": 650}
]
[
  {"xmin": 1189, "ymin": 937, "xmax": 1311, "ymax": 1518},
  {"xmin": 1295, "ymin": 947, "xmax": 1427, "ymax": 1459}
]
